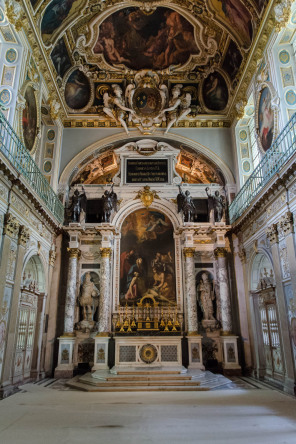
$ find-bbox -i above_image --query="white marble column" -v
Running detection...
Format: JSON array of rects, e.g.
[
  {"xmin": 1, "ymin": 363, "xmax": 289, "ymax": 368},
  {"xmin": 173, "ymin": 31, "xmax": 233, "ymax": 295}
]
[
  {"xmin": 98, "ymin": 247, "xmax": 112, "ymax": 335},
  {"xmin": 215, "ymin": 248, "xmax": 232, "ymax": 334},
  {"xmin": 183, "ymin": 248, "xmax": 198, "ymax": 335},
  {"xmin": 64, "ymin": 248, "xmax": 80, "ymax": 335}
]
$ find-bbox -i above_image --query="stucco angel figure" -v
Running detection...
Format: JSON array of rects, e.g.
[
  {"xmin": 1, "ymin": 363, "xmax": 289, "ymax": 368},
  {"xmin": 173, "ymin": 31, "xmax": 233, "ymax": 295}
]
[
  {"xmin": 79, "ymin": 272, "xmax": 100, "ymax": 322},
  {"xmin": 103, "ymin": 84, "xmax": 135, "ymax": 134},
  {"xmin": 205, "ymin": 187, "xmax": 225, "ymax": 222},
  {"xmin": 162, "ymin": 84, "xmax": 192, "ymax": 133},
  {"xmin": 198, "ymin": 272, "xmax": 215, "ymax": 321}
]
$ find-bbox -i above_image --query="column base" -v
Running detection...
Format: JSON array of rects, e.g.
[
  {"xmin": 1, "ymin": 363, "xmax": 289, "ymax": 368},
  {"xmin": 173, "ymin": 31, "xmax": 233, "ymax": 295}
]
[
  {"xmin": 187, "ymin": 336, "xmax": 205, "ymax": 370},
  {"xmin": 220, "ymin": 335, "xmax": 241, "ymax": 375},
  {"xmin": 92, "ymin": 336, "xmax": 110, "ymax": 371},
  {"xmin": 54, "ymin": 336, "xmax": 76, "ymax": 378}
]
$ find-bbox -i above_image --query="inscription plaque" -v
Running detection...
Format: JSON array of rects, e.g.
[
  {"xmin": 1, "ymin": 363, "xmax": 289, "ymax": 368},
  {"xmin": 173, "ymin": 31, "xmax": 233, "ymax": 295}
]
[{"xmin": 126, "ymin": 159, "xmax": 168, "ymax": 183}]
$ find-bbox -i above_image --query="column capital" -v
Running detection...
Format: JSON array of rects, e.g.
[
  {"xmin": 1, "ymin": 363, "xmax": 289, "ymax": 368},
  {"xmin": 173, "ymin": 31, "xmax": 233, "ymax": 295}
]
[
  {"xmin": 183, "ymin": 247, "xmax": 195, "ymax": 258},
  {"xmin": 3, "ymin": 213, "xmax": 19, "ymax": 238},
  {"xmin": 18, "ymin": 225, "xmax": 30, "ymax": 247},
  {"xmin": 279, "ymin": 211, "xmax": 294, "ymax": 237},
  {"xmin": 67, "ymin": 247, "xmax": 80, "ymax": 258},
  {"xmin": 100, "ymin": 247, "xmax": 112, "ymax": 258},
  {"xmin": 214, "ymin": 247, "xmax": 227, "ymax": 258},
  {"xmin": 266, "ymin": 224, "xmax": 278, "ymax": 245}
]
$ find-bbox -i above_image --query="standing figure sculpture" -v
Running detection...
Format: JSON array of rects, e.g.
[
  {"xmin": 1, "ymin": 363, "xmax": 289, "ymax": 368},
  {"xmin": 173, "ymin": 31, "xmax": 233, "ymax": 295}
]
[
  {"xmin": 103, "ymin": 84, "xmax": 134, "ymax": 134},
  {"xmin": 69, "ymin": 188, "xmax": 87, "ymax": 223},
  {"xmin": 205, "ymin": 187, "xmax": 225, "ymax": 222},
  {"xmin": 162, "ymin": 84, "xmax": 192, "ymax": 133},
  {"xmin": 198, "ymin": 272, "xmax": 215, "ymax": 321},
  {"xmin": 101, "ymin": 183, "xmax": 118, "ymax": 223},
  {"xmin": 177, "ymin": 185, "xmax": 196, "ymax": 222},
  {"xmin": 79, "ymin": 272, "xmax": 100, "ymax": 323}
]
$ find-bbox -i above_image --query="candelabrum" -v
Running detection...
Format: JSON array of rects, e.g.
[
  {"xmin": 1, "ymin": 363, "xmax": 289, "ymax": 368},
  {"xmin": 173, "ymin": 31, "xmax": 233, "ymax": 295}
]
[{"xmin": 113, "ymin": 298, "xmax": 182, "ymax": 334}]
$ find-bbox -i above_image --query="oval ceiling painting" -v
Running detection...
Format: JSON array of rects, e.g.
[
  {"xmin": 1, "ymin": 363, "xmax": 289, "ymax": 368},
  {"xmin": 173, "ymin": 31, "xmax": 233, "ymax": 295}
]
[
  {"xmin": 64, "ymin": 69, "xmax": 91, "ymax": 110},
  {"xmin": 257, "ymin": 86, "xmax": 274, "ymax": 152},
  {"xmin": 202, "ymin": 71, "xmax": 229, "ymax": 111},
  {"xmin": 93, "ymin": 7, "xmax": 199, "ymax": 70},
  {"xmin": 22, "ymin": 85, "xmax": 37, "ymax": 152}
]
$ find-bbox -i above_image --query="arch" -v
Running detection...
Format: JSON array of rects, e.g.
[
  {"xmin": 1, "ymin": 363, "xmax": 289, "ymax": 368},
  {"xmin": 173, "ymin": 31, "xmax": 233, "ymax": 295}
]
[
  {"xmin": 22, "ymin": 252, "xmax": 48, "ymax": 294},
  {"xmin": 59, "ymin": 131, "xmax": 235, "ymax": 187},
  {"xmin": 249, "ymin": 250, "xmax": 274, "ymax": 292}
]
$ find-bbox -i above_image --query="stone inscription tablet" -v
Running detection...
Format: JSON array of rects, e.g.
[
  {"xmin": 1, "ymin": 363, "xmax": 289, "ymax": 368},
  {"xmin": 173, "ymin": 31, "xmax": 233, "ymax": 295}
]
[{"xmin": 126, "ymin": 159, "xmax": 168, "ymax": 183}]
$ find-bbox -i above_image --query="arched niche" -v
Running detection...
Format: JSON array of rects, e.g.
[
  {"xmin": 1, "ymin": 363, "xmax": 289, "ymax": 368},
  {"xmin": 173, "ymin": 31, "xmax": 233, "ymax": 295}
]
[
  {"xmin": 250, "ymin": 252, "xmax": 274, "ymax": 291},
  {"xmin": 22, "ymin": 255, "xmax": 46, "ymax": 293},
  {"xmin": 112, "ymin": 206, "xmax": 183, "ymax": 312}
]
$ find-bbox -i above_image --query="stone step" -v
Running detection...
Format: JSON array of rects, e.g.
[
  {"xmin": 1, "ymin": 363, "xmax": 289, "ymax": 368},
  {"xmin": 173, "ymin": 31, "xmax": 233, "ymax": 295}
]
[
  {"xmin": 105, "ymin": 375, "xmax": 193, "ymax": 381},
  {"xmin": 116, "ymin": 371, "xmax": 181, "ymax": 375},
  {"xmin": 67, "ymin": 380, "xmax": 209, "ymax": 392},
  {"xmin": 94, "ymin": 381, "xmax": 201, "ymax": 387}
]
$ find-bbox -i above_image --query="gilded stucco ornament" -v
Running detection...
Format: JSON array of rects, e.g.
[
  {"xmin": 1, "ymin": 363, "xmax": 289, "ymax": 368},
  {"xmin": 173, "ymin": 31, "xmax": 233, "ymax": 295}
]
[{"xmin": 134, "ymin": 186, "xmax": 160, "ymax": 208}]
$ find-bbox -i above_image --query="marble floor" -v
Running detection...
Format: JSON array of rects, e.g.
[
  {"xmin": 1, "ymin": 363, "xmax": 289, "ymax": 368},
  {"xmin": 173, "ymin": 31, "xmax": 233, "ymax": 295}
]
[{"xmin": 0, "ymin": 378, "xmax": 296, "ymax": 444}]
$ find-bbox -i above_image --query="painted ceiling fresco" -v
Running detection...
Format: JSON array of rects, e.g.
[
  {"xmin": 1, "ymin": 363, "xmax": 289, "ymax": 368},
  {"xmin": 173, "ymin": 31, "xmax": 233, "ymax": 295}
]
[{"xmin": 28, "ymin": 0, "xmax": 269, "ymax": 125}]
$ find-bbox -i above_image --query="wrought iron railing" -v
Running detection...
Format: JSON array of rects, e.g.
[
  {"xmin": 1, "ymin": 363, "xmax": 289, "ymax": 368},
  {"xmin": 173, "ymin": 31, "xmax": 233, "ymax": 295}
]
[
  {"xmin": 229, "ymin": 113, "xmax": 296, "ymax": 224},
  {"xmin": 0, "ymin": 111, "xmax": 64, "ymax": 224}
]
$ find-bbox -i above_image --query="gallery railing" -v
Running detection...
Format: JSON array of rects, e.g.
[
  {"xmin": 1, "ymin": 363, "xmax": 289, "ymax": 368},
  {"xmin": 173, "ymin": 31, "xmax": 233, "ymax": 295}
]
[
  {"xmin": 229, "ymin": 113, "xmax": 296, "ymax": 224},
  {"xmin": 0, "ymin": 110, "xmax": 64, "ymax": 224}
]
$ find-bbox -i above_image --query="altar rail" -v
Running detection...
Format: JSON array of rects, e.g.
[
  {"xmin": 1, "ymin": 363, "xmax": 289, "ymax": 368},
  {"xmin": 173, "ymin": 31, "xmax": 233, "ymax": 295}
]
[
  {"xmin": 229, "ymin": 113, "xmax": 296, "ymax": 224},
  {"xmin": 0, "ymin": 111, "xmax": 64, "ymax": 224}
]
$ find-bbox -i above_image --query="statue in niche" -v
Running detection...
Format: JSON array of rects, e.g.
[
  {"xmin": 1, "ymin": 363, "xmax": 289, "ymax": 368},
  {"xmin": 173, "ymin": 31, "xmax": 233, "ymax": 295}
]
[
  {"xmin": 177, "ymin": 185, "xmax": 196, "ymax": 222},
  {"xmin": 79, "ymin": 272, "xmax": 100, "ymax": 323},
  {"xmin": 101, "ymin": 183, "xmax": 118, "ymax": 223},
  {"xmin": 103, "ymin": 84, "xmax": 135, "ymax": 134},
  {"xmin": 69, "ymin": 188, "xmax": 87, "ymax": 223},
  {"xmin": 162, "ymin": 84, "xmax": 192, "ymax": 134},
  {"xmin": 197, "ymin": 272, "xmax": 216, "ymax": 321},
  {"xmin": 205, "ymin": 187, "xmax": 225, "ymax": 222}
]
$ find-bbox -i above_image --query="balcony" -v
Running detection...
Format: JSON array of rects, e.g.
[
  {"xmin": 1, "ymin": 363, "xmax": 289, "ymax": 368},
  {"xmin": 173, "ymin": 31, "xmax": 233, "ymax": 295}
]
[
  {"xmin": 229, "ymin": 113, "xmax": 296, "ymax": 224},
  {"xmin": 0, "ymin": 111, "xmax": 64, "ymax": 225}
]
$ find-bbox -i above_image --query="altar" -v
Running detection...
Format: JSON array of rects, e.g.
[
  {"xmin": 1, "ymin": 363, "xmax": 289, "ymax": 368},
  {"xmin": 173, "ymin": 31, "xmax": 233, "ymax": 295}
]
[{"xmin": 55, "ymin": 140, "xmax": 240, "ymax": 379}]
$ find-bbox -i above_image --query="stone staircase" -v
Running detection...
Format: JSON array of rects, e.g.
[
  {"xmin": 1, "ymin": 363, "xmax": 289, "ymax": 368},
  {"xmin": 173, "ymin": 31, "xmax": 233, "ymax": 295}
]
[{"xmin": 67, "ymin": 368, "xmax": 211, "ymax": 392}]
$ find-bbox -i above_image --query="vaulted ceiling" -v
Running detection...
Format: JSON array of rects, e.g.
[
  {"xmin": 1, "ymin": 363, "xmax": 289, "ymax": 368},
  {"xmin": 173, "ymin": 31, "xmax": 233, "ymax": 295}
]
[{"xmin": 23, "ymin": 0, "xmax": 274, "ymax": 127}]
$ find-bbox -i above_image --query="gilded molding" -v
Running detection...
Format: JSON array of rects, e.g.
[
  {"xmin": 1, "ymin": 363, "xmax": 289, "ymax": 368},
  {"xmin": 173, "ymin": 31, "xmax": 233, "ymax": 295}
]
[
  {"xmin": 100, "ymin": 247, "xmax": 112, "ymax": 258},
  {"xmin": 183, "ymin": 247, "xmax": 195, "ymax": 258},
  {"xmin": 3, "ymin": 213, "xmax": 19, "ymax": 238},
  {"xmin": 18, "ymin": 225, "xmax": 30, "ymax": 246},
  {"xmin": 49, "ymin": 248, "xmax": 56, "ymax": 266}
]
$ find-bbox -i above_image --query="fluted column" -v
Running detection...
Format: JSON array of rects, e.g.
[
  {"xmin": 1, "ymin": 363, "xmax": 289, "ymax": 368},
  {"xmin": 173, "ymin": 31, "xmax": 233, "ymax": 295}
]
[
  {"xmin": 64, "ymin": 248, "xmax": 80, "ymax": 335},
  {"xmin": 215, "ymin": 248, "xmax": 232, "ymax": 334},
  {"xmin": 98, "ymin": 247, "xmax": 112, "ymax": 335},
  {"xmin": 183, "ymin": 248, "xmax": 198, "ymax": 335}
]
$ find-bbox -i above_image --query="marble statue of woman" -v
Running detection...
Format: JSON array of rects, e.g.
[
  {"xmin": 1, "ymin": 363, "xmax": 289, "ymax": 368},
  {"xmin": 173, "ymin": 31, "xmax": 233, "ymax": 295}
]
[{"xmin": 198, "ymin": 272, "xmax": 215, "ymax": 321}]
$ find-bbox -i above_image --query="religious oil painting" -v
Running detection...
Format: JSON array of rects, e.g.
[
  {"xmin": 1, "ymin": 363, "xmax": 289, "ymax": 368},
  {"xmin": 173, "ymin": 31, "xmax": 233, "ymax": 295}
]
[
  {"xmin": 22, "ymin": 85, "xmax": 37, "ymax": 152},
  {"xmin": 41, "ymin": 0, "xmax": 84, "ymax": 44},
  {"xmin": 258, "ymin": 86, "xmax": 274, "ymax": 152},
  {"xmin": 208, "ymin": 0, "xmax": 253, "ymax": 48},
  {"xmin": 120, "ymin": 209, "xmax": 176, "ymax": 306},
  {"xmin": 202, "ymin": 71, "xmax": 229, "ymax": 111},
  {"xmin": 93, "ymin": 7, "xmax": 199, "ymax": 70},
  {"xmin": 51, "ymin": 37, "xmax": 72, "ymax": 78},
  {"xmin": 222, "ymin": 40, "xmax": 242, "ymax": 80},
  {"xmin": 64, "ymin": 69, "xmax": 91, "ymax": 110}
]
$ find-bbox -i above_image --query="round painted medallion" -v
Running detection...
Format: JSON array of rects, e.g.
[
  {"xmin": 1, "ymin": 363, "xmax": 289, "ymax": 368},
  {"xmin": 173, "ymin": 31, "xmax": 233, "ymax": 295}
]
[
  {"xmin": 239, "ymin": 130, "xmax": 247, "ymax": 141},
  {"xmin": 285, "ymin": 90, "xmax": 296, "ymax": 106},
  {"xmin": 43, "ymin": 161, "xmax": 52, "ymax": 173},
  {"xmin": 243, "ymin": 160, "xmax": 251, "ymax": 173},
  {"xmin": 47, "ymin": 129, "xmax": 55, "ymax": 141},
  {"xmin": 5, "ymin": 48, "xmax": 17, "ymax": 64},
  {"xmin": 65, "ymin": 69, "xmax": 91, "ymax": 110},
  {"xmin": 279, "ymin": 50, "xmax": 290, "ymax": 64},
  {"xmin": 0, "ymin": 88, "xmax": 12, "ymax": 106}
]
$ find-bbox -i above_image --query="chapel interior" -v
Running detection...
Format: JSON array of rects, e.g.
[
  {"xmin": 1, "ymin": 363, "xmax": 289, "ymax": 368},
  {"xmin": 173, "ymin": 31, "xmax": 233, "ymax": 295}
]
[{"xmin": 1, "ymin": 0, "xmax": 296, "ymax": 410}]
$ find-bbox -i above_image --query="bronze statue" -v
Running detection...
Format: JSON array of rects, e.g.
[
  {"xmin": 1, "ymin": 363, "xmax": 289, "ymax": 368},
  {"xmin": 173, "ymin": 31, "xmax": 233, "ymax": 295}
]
[
  {"xmin": 205, "ymin": 187, "xmax": 225, "ymax": 222},
  {"xmin": 177, "ymin": 185, "xmax": 196, "ymax": 222},
  {"xmin": 69, "ymin": 188, "xmax": 87, "ymax": 223},
  {"xmin": 102, "ymin": 183, "xmax": 118, "ymax": 223}
]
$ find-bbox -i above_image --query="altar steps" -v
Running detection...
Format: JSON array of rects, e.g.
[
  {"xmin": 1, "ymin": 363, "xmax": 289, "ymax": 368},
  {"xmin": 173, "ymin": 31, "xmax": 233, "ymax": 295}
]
[{"xmin": 67, "ymin": 370, "xmax": 210, "ymax": 392}]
